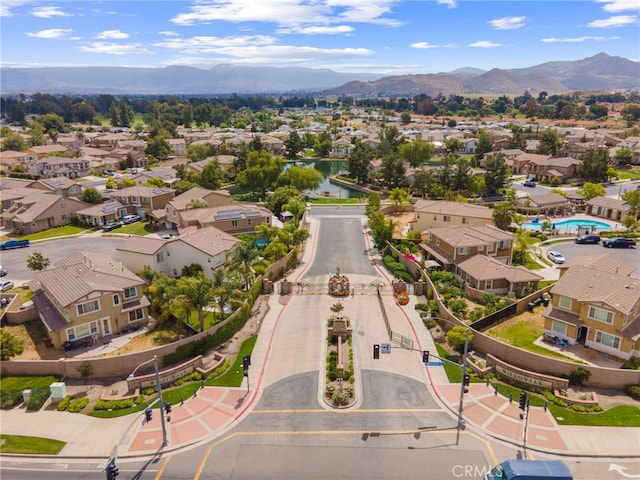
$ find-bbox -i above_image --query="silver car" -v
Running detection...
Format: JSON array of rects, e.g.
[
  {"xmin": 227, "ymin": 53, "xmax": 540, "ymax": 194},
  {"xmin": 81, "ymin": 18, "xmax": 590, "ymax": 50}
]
[
  {"xmin": 547, "ymin": 251, "xmax": 566, "ymax": 264},
  {"xmin": 0, "ymin": 280, "xmax": 15, "ymax": 292}
]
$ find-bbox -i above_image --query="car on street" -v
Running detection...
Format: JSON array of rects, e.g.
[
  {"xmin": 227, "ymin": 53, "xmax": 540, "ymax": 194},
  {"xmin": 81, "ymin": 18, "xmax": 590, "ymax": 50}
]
[
  {"xmin": 0, "ymin": 266, "xmax": 6, "ymax": 276},
  {"xmin": 603, "ymin": 237, "xmax": 637, "ymax": 248},
  {"xmin": 122, "ymin": 214, "xmax": 141, "ymax": 224},
  {"xmin": 575, "ymin": 234, "xmax": 600, "ymax": 244},
  {"xmin": 159, "ymin": 234, "xmax": 172, "ymax": 239},
  {"xmin": 547, "ymin": 251, "xmax": 565, "ymax": 264},
  {"xmin": 523, "ymin": 180, "xmax": 536, "ymax": 187},
  {"xmin": 0, "ymin": 280, "xmax": 15, "ymax": 292}
]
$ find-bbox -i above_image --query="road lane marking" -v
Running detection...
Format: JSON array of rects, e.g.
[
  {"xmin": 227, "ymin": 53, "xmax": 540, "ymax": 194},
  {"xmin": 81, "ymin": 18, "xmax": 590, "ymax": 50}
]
[{"xmin": 155, "ymin": 455, "xmax": 171, "ymax": 480}]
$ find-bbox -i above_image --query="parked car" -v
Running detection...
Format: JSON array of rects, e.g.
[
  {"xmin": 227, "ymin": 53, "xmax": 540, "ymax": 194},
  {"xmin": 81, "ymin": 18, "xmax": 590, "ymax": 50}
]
[
  {"xmin": 122, "ymin": 214, "xmax": 141, "ymax": 224},
  {"xmin": 575, "ymin": 234, "xmax": 600, "ymax": 244},
  {"xmin": 0, "ymin": 280, "xmax": 15, "ymax": 292},
  {"xmin": 523, "ymin": 180, "xmax": 536, "ymax": 187},
  {"xmin": 0, "ymin": 239, "xmax": 30, "ymax": 250},
  {"xmin": 102, "ymin": 221, "xmax": 120, "ymax": 232},
  {"xmin": 104, "ymin": 169, "xmax": 116, "ymax": 176},
  {"xmin": 0, "ymin": 266, "xmax": 6, "ymax": 277},
  {"xmin": 603, "ymin": 237, "xmax": 637, "ymax": 248},
  {"xmin": 547, "ymin": 251, "xmax": 565, "ymax": 264}
]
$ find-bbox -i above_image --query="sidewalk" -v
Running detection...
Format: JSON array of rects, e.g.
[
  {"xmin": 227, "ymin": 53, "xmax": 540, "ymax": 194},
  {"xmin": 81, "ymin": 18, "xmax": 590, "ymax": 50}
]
[{"xmin": 1, "ymin": 216, "xmax": 639, "ymax": 461}]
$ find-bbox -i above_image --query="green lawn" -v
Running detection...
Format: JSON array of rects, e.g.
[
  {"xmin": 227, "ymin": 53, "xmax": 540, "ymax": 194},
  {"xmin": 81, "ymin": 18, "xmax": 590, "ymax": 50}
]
[
  {"xmin": 20, "ymin": 225, "xmax": 90, "ymax": 241},
  {"xmin": 0, "ymin": 375, "xmax": 59, "ymax": 390},
  {"xmin": 487, "ymin": 317, "xmax": 582, "ymax": 362},
  {"xmin": 90, "ymin": 336, "xmax": 258, "ymax": 418},
  {"xmin": 109, "ymin": 222, "xmax": 152, "ymax": 236},
  {"xmin": 0, "ymin": 435, "xmax": 65, "ymax": 454},
  {"xmin": 309, "ymin": 197, "xmax": 361, "ymax": 205},
  {"xmin": 491, "ymin": 382, "xmax": 640, "ymax": 426},
  {"xmin": 434, "ymin": 343, "xmax": 482, "ymax": 384}
]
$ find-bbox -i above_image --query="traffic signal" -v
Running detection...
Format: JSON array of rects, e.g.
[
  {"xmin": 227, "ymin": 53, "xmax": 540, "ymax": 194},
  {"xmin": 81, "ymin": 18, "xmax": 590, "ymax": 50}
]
[
  {"xmin": 519, "ymin": 391, "xmax": 527, "ymax": 411},
  {"xmin": 463, "ymin": 374, "xmax": 470, "ymax": 386},
  {"xmin": 373, "ymin": 344, "xmax": 380, "ymax": 359},
  {"xmin": 106, "ymin": 459, "xmax": 119, "ymax": 480},
  {"xmin": 422, "ymin": 351, "xmax": 430, "ymax": 363},
  {"xmin": 145, "ymin": 407, "xmax": 153, "ymax": 422},
  {"xmin": 164, "ymin": 402, "xmax": 172, "ymax": 414},
  {"xmin": 242, "ymin": 355, "xmax": 251, "ymax": 369}
]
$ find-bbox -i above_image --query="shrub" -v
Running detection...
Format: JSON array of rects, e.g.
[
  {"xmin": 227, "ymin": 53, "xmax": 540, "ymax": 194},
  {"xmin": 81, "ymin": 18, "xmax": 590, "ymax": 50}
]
[
  {"xmin": 57, "ymin": 395, "xmax": 73, "ymax": 411},
  {"xmin": 26, "ymin": 387, "xmax": 50, "ymax": 411},
  {"xmin": 1, "ymin": 390, "xmax": 24, "ymax": 410},
  {"xmin": 423, "ymin": 318, "xmax": 437, "ymax": 329},
  {"xmin": 394, "ymin": 270, "xmax": 414, "ymax": 283},
  {"xmin": 94, "ymin": 398, "xmax": 136, "ymax": 411},
  {"xmin": 568, "ymin": 367, "xmax": 590, "ymax": 386},
  {"xmin": 68, "ymin": 397, "xmax": 89, "ymax": 413},
  {"xmin": 415, "ymin": 303, "xmax": 429, "ymax": 312},
  {"xmin": 625, "ymin": 385, "xmax": 640, "ymax": 400}
]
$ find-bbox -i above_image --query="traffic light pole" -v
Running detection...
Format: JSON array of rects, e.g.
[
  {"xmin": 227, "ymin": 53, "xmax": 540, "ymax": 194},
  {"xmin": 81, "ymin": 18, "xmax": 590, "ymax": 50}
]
[{"xmin": 456, "ymin": 327, "xmax": 470, "ymax": 446}]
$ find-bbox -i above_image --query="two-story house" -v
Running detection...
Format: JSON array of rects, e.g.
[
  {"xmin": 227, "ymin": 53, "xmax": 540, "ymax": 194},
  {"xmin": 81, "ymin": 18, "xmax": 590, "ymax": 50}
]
[
  {"xmin": 117, "ymin": 225, "xmax": 239, "ymax": 278},
  {"xmin": 26, "ymin": 156, "xmax": 91, "ymax": 179},
  {"xmin": 109, "ymin": 186, "xmax": 176, "ymax": 218},
  {"xmin": 163, "ymin": 188, "xmax": 234, "ymax": 230},
  {"xmin": 30, "ymin": 177, "xmax": 82, "ymax": 198},
  {"xmin": 410, "ymin": 200, "xmax": 494, "ymax": 235},
  {"xmin": 526, "ymin": 156, "xmax": 581, "ymax": 184},
  {"xmin": 0, "ymin": 150, "xmax": 36, "ymax": 173},
  {"xmin": 30, "ymin": 252, "xmax": 151, "ymax": 349},
  {"xmin": 419, "ymin": 224, "xmax": 515, "ymax": 269},
  {"xmin": 542, "ymin": 263, "xmax": 640, "ymax": 360},
  {"xmin": 0, "ymin": 192, "xmax": 89, "ymax": 234},
  {"xmin": 178, "ymin": 204, "xmax": 273, "ymax": 235}
]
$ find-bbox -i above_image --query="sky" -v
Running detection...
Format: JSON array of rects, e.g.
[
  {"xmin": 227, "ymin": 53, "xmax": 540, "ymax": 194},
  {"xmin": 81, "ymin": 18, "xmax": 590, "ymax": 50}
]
[{"xmin": 1, "ymin": 0, "xmax": 638, "ymax": 75}]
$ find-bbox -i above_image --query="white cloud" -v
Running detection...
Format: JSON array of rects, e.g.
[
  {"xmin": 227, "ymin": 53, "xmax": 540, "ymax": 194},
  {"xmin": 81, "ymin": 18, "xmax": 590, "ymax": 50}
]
[
  {"xmin": 159, "ymin": 31, "xmax": 179, "ymax": 37},
  {"xmin": 26, "ymin": 28, "xmax": 73, "ymax": 39},
  {"xmin": 596, "ymin": 0, "xmax": 640, "ymax": 13},
  {"xmin": 0, "ymin": 0, "xmax": 28, "ymax": 17},
  {"xmin": 170, "ymin": 0, "xmax": 401, "ymax": 27},
  {"xmin": 410, "ymin": 41, "xmax": 455, "ymax": 49},
  {"xmin": 162, "ymin": 44, "xmax": 372, "ymax": 67},
  {"xmin": 78, "ymin": 42, "xmax": 153, "ymax": 55},
  {"xmin": 96, "ymin": 30, "xmax": 129, "ymax": 39},
  {"xmin": 155, "ymin": 35, "xmax": 278, "ymax": 52},
  {"xmin": 277, "ymin": 25, "xmax": 355, "ymax": 35},
  {"xmin": 469, "ymin": 41, "xmax": 502, "ymax": 48},
  {"xmin": 489, "ymin": 16, "xmax": 526, "ymax": 30},
  {"xmin": 588, "ymin": 14, "xmax": 637, "ymax": 27},
  {"xmin": 541, "ymin": 35, "xmax": 621, "ymax": 42},
  {"xmin": 437, "ymin": 0, "xmax": 457, "ymax": 7},
  {"xmin": 31, "ymin": 6, "xmax": 71, "ymax": 18}
]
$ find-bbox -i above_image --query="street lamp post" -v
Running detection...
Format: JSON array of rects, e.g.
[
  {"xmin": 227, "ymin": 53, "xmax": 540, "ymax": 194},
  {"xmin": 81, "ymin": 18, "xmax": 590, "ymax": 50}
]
[
  {"xmin": 430, "ymin": 317, "xmax": 470, "ymax": 445},
  {"xmin": 128, "ymin": 355, "xmax": 168, "ymax": 447}
]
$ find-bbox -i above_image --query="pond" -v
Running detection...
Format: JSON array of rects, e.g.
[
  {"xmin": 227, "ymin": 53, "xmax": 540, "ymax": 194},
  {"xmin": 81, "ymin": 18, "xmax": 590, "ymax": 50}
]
[{"xmin": 286, "ymin": 160, "xmax": 365, "ymax": 199}]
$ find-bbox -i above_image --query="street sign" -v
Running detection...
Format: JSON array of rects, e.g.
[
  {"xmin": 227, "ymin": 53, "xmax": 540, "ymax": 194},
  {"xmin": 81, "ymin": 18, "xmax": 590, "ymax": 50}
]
[
  {"xmin": 381, "ymin": 343, "xmax": 391, "ymax": 354},
  {"xmin": 427, "ymin": 361, "xmax": 444, "ymax": 366}
]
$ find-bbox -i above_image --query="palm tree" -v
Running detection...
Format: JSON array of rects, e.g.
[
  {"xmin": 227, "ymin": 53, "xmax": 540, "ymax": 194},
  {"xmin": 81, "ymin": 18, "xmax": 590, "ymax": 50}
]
[
  {"xmin": 513, "ymin": 230, "xmax": 531, "ymax": 265},
  {"xmin": 228, "ymin": 239, "xmax": 260, "ymax": 289},
  {"xmin": 282, "ymin": 198, "xmax": 307, "ymax": 227},
  {"xmin": 256, "ymin": 222, "xmax": 279, "ymax": 243},
  {"xmin": 492, "ymin": 202, "xmax": 516, "ymax": 231},
  {"xmin": 264, "ymin": 241, "xmax": 288, "ymax": 261},
  {"xmin": 388, "ymin": 187, "xmax": 407, "ymax": 214},
  {"xmin": 211, "ymin": 269, "xmax": 244, "ymax": 319},
  {"xmin": 177, "ymin": 273, "xmax": 215, "ymax": 332}
]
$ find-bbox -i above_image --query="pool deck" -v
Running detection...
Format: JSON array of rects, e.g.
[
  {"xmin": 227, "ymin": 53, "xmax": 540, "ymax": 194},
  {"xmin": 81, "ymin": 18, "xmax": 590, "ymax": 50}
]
[{"xmin": 524, "ymin": 213, "xmax": 622, "ymax": 234}]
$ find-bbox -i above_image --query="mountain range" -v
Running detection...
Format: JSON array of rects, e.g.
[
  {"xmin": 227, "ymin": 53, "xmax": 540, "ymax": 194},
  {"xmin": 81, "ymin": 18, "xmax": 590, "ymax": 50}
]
[{"xmin": 0, "ymin": 53, "xmax": 637, "ymax": 96}]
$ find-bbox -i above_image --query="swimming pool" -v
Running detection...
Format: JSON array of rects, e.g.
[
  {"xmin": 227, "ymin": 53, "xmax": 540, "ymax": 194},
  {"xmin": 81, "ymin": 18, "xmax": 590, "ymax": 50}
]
[{"xmin": 522, "ymin": 218, "xmax": 612, "ymax": 232}]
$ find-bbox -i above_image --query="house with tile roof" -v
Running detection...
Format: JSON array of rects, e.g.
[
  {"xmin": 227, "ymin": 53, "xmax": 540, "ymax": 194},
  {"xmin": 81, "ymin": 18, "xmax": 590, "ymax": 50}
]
[
  {"xmin": 419, "ymin": 224, "xmax": 515, "ymax": 268},
  {"xmin": 454, "ymin": 254, "xmax": 543, "ymax": 297},
  {"xmin": 26, "ymin": 156, "xmax": 91, "ymax": 179},
  {"xmin": 0, "ymin": 192, "xmax": 89, "ymax": 234},
  {"xmin": 162, "ymin": 187, "xmax": 234, "ymax": 229},
  {"xmin": 30, "ymin": 176, "xmax": 82, "ymax": 198},
  {"xmin": 0, "ymin": 150, "xmax": 36, "ymax": 173},
  {"xmin": 75, "ymin": 201, "xmax": 130, "ymax": 227},
  {"xmin": 30, "ymin": 252, "xmax": 151, "ymax": 349},
  {"xmin": 117, "ymin": 225, "xmax": 239, "ymax": 278},
  {"xmin": 410, "ymin": 200, "xmax": 494, "ymax": 234},
  {"xmin": 585, "ymin": 196, "xmax": 632, "ymax": 221},
  {"xmin": 557, "ymin": 253, "xmax": 636, "ymax": 279},
  {"xmin": 109, "ymin": 185, "xmax": 176, "ymax": 218},
  {"xmin": 516, "ymin": 193, "xmax": 568, "ymax": 217},
  {"xmin": 177, "ymin": 204, "xmax": 273, "ymax": 235},
  {"xmin": 542, "ymin": 263, "xmax": 640, "ymax": 360}
]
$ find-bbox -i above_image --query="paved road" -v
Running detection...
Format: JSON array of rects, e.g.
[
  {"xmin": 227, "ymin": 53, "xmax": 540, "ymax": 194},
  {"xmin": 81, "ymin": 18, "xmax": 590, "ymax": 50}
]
[{"xmin": 0, "ymin": 235, "xmax": 125, "ymax": 285}]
